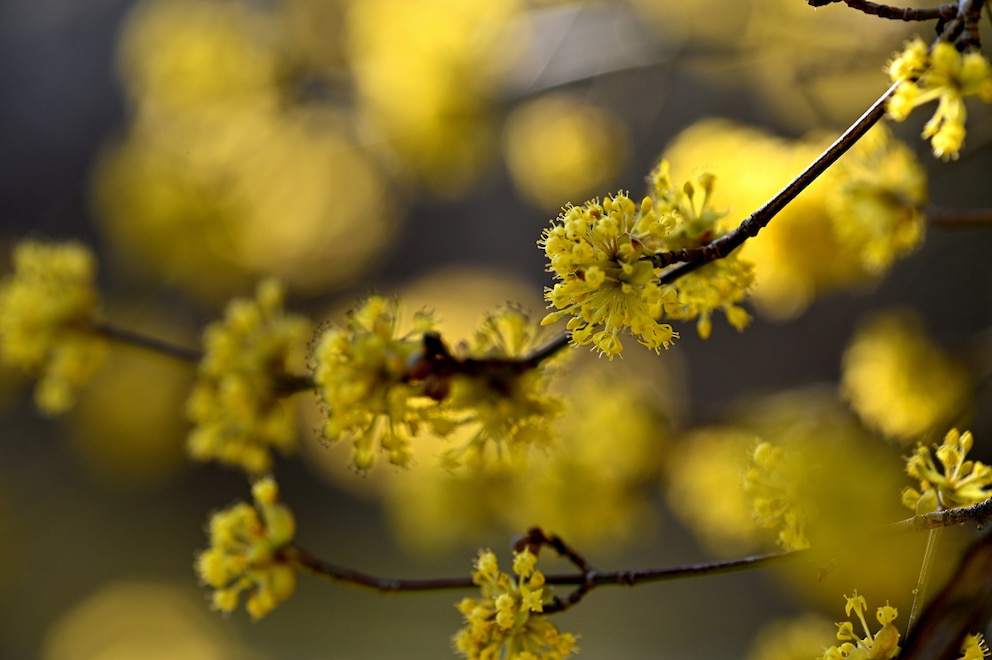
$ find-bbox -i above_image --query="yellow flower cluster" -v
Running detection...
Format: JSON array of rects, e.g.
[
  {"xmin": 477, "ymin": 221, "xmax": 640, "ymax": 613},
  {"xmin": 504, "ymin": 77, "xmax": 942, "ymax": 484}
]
[
  {"xmin": 384, "ymin": 360, "xmax": 669, "ymax": 554},
  {"xmin": 186, "ymin": 279, "xmax": 311, "ymax": 475},
  {"xmin": 842, "ymin": 311, "xmax": 970, "ymax": 445},
  {"xmin": 902, "ymin": 428, "xmax": 992, "ymax": 514},
  {"xmin": 312, "ymin": 296, "xmax": 441, "ymax": 471},
  {"xmin": 743, "ymin": 441, "xmax": 810, "ymax": 551},
  {"xmin": 438, "ymin": 305, "xmax": 562, "ymax": 469},
  {"xmin": 195, "ymin": 477, "xmax": 297, "ymax": 619},
  {"xmin": 650, "ymin": 162, "xmax": 754, "ymax": 339},
  {"xmin": 453, "ymin": 549, "xmax": 577, "ymax": 660},
  {"xmin": 539, "ymin": 192, "xmax": 680, "ymax": 358},
  {"xmin": 0, "ymin": 240, "xmax": 107, "ymax": 414},
  {"xmin": 887, "ymin": 38, "xmax": 992, "ymax": 160},
  {"xmin": 820, "ymin": 591, "xmax": 900, "ymax": 660}
]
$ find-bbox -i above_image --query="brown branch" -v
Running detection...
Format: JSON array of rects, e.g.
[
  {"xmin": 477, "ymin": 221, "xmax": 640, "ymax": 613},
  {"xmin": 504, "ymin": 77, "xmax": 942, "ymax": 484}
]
[
  {"xmin": 928, "ymin": 206, "xmax": 992, "ymax": 228},
  {"xmin": 815, "ymin": 0, "xmax": 959, "ymax": 22},
  {"xmin": 94, "ymin": 320, "xmax": 202, "ymax": 364},
  {"xmin": 288, "ymin": 539, "xmax": 803, "ymax": 607},
  {"xmin": 655, "ymin": 79, "xmax": 899, "ymax": 285}
]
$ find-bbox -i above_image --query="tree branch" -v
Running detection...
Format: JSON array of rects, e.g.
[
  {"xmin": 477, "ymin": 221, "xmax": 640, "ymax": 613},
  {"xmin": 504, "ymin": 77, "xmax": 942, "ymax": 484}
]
[
  {"xmin": 94, "ymin": 320, "xmax": 202, "ymax": 364},
  {"xmin": 288, "ymin": 532, "xmax": 804, "ymax": 613}
]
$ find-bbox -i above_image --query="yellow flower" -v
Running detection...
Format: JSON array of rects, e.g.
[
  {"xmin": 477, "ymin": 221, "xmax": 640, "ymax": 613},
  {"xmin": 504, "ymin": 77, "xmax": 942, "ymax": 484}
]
[
  {"xmin": 960, "ymin": 633, "xmax": 991, "ymax": 660},
  {"xmin": 539, "ymin": 192, "xmax": 680, "ymax": 358},
  {"xmin": 436, "ymin": 305, "xmax": 563, "ymax": 469},
  {"xmin": 186, "ymin": 278, "xmax": 311, "ymax": 475},
  {"xmin": 312, "ymin": 296, "xmax": 441, "ymax": 471},
  {"xmin": 902, "ymin": 428, "xmax": 992, "ymax": 514},
  {"xmin": 452, "ymin": 549, "xmax": 577, "ymax": 660},
  {"xmin": 0, "ymin": 240, "xmax": 107, "ymax": 414},
  {"xmin": 841, "ymin": 311, "xmax": 970, "ymax": 445},
  {"xmin": 819, "ymin": 591, "xmax": 900, "ymax": 660},
  {"xmin": 886, "ymin": 38, "xmax": 992, "ymax": 160},
  {"xmin": 195, "ymin": 477, "xmax": 297, "ymax": 619}
]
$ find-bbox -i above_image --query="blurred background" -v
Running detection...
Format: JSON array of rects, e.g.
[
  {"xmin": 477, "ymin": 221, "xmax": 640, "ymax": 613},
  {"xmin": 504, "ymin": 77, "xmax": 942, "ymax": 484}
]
[{"xmin": 2, "ymin": 0, "xmax": 992, "ymax": 657}]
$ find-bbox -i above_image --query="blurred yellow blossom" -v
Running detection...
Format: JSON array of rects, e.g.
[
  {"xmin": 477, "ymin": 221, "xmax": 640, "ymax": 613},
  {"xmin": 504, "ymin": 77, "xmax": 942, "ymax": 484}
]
[
  {"xmin": 0, "ymin": 240, "xmax": 107, "ymax": 414},
  {"xmin": 665, "ymin": 426, "xmax": 766, "ymax": 556},
  {"xmin": 195, "ymin": 477, "xmax": 297, "ymax": 619},
  {"xmin": 745, "ymin": 613, "xmax": 836, "ymax": 660},
  {"xmin": 95, "ymin": 0, "xmax": 396, "ymax": 302},
  {"xmin": 503, "ymin": 94, "xmax": 629, "ymax": 210},
  {"xmin": 902, "ymin": 428, "xmax": 992, "ymax": 514},
  {"xmin": 346, "ymin": 0, "xmax": 522, "ymax": 195},
  {"xmin": 826, "ymin": 124, "xmax": 927, "ymax": 274},
  {"xmin": 311, "ymin": 296, "xmax": 443, "ymax": 471},
  {"xmin": 453, "ymin": 549, "xmax": 577, "ymax": 660},
  {"xmin": 663, "ymin": 120, "xmax": 926, "ymax": 319},
  {"xmin": 539, "ymin": 192, "xmax": 680, "ymax": 358},
  {"xmin": 841, "ymin": 311, "xmax": 970, "ymax": 444},
  {"xmin": 187, "ymin": 279, "xmax": 311, "ymax": 475},
  {"xmin": 887, "ymin": 38, "xmax": 992, "ymax": 160},
  {"xmin": 118, "ymin": 0, "xmax": 279, "ymax": 118},
  {"xmin": 819, "ymin": 590, "xmax": 900, "ymax": 660},
  {"xmin": 744, "ymin": 441, "xmax": 810, "ymax": 550}
]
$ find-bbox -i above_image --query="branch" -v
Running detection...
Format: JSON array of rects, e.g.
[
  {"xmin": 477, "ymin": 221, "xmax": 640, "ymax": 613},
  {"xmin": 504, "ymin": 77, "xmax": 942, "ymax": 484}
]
[
  {"xmin": 887, "ymin": 498, "xmax": 992, "ymax": 533},
  {"xmin": 807, "ymin": 0, "xmax": 958, "ymax": 22},
  {"xmin": 656, "ymin": 80, "xmax": 898, "ymax": 284},
  {"xmin": 94, "ymin": 320, "xmax": 202, "ymax": 364},
  {"xmin": 929, "ymin": 206, "xmax": 992, "ymax": 228},
  {"xmin": 289, "ymin": 529, "xmax": 804, "ymax": 612}
]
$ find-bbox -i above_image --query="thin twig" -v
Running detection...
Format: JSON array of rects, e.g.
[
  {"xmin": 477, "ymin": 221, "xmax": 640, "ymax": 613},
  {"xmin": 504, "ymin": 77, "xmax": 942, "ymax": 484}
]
[
  {"xmin": 888, "ymin": 498, "xmax": 992, "ymax": 533},
  {"xmin": 289, "ymin": 541, "xmax": 803, "ymax": 604},
  {"xmin": 94, "ymin": 320, "xmax": 202, "ymax": 364},
  {"xmin": 837, "ymin": 0, "xmax": 957, "ymax": 21},
  {"xmin": 906, "ymin": 527, "xmax": 942, "ymax": 637},
  {"xmin": 928, "ymin": 206, "xmax": 992, "ymax": 228},
  {"xmin": 656, "ymin": 80, "xmax": 899, "ymax": 285}
]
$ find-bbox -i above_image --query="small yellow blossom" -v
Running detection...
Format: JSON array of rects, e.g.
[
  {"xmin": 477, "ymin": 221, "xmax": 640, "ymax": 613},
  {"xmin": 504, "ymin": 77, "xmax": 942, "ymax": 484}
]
[
  {"xmin": 743, "ymin": 441, "xmax": 810, "ymax": 550},
  {"xmin": 960, "ymin": 633, "xmax": 991, "ymax": 660},
  {"xmin": 186, "ymin": 278, "xmax": 311, "ymax": 474},
  {"xmin": 886, "ymin": 38, "xmax": 992, "ymax": 159},
  {"xmin": 195, "ymin": 476, "xmax": 297, "ymax": 619},
  {"xmin": 453, "ymin": 549, "xmax": 577, "ymax": 660},
  {"xmin": 312, "ymin": 296, "xmax": 442, "ymax": 471},
  {"xmin": 841, "ymin": 311, "xmax": 970, "ymax": 445},
  {"xmin": 902, "ymin": 428, "xmax": 992, "ymax": 514},
  {"xmin": 0, "ymin": 240, "xmax": 107, "ymax": 414},
  {"xmin": 438, "ymin": 305, "xmax": 563, "ymax": 468},
  {"xmin": 539, "ymin": 192, "xmax": 680, "ymax": 358},
  {"xmin": 819, "ymin": 590, "xmax": 900, "ymax": 660}
]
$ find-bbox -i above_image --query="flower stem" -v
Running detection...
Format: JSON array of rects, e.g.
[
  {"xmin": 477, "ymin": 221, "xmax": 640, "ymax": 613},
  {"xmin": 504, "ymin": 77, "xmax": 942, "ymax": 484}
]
[{"xmin": 906, "ymin": 526, "xmax": 942, "ymax": 637}]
